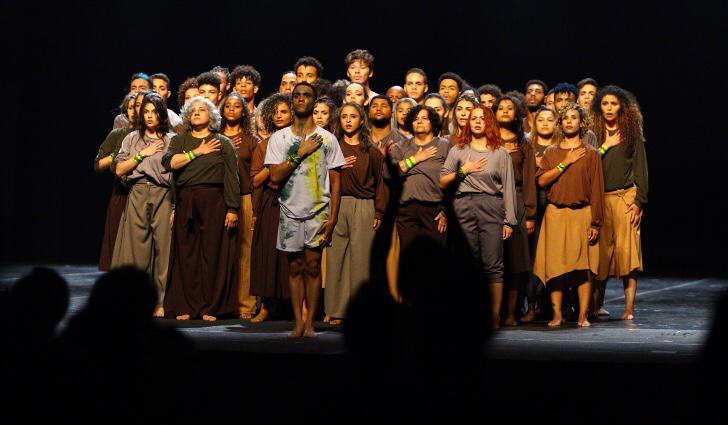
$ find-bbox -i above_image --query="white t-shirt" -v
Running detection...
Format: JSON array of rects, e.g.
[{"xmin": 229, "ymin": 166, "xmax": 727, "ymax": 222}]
[{"xmin": 264, "ymin": 126, "xmax": 345, "ymax": 219}]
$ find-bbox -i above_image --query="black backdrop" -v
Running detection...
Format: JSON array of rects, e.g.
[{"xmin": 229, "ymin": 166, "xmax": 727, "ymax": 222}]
[{"xmin": 2, "ymin": 0, "xmax": 726, "ymax": 275}]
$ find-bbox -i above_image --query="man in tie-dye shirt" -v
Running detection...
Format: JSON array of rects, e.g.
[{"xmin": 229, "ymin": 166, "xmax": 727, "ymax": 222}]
[{"xmin": 265, "ymin": 82, "xmax": 345, "ymax": 338}]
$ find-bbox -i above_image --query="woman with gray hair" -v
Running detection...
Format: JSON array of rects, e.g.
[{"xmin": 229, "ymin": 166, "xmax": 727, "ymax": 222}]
[{"xmin": 161, "ymin": 96, "xmax": 241, "ymax": 321}]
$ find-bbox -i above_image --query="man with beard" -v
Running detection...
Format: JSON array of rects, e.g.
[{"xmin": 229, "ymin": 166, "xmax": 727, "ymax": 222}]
[
  {"xmin": 525, "ymin": 79, "xmax": 548, "ymax": 132},
  {"xmin": 266, "ymin": 82, "xmax": 345, "ymax": 338}
]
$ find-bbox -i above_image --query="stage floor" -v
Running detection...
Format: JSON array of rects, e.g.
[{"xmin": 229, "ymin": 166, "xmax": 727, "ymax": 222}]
[{"xmin": 2, "ymin": 265, "xmax": 725, "ymax": 364}]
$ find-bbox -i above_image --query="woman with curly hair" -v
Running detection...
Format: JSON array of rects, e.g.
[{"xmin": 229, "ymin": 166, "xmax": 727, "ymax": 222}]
[
  {"xmin": 493, "ymin": 95, "xmax": 537, "ymax": 326},
  {"xmin": 161, "ymin": 97, "xmax": 240, "ymax": 321},
  {"xmin": 324, "ymin": 103, "xmax": 387, "ymax": 325},
  {"xmin": 591, "ymin": 86, "xmax": 648, "ymax": 321},
  {"xmin": 313, "ymin": 96, "xmax": 337, "ymax": 132},
  {"xmin": 221, "ymin": 92, "xmax": 261, "ymax": 319},
  {"xmin": 111, "ymin": 92, "xmax": 175, "ymax": 317},
  {"xmin": 249, "ymin": 93, "xmax": 293, "ymax": 322},
  {"xmin": 94, "ymin": 92, "xmax": 140, "ymax": 271},
  {"xmin": 440, "ymin": 105, "xmax": 517, "ymax": 329},
  {"xmin": 177, "ymin": 77, "xmax": 199, "ymax": 110},
  {"xmin": 534, "ymin": 103, "xmax": 604, "ymax": 328}
]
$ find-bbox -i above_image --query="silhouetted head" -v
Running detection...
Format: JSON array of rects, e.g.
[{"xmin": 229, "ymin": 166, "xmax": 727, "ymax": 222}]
[
  {"xmin": 85, "ymin": 266, "xmax": 156, "ymax": 325},
  {"xmin": 9, "ymin": 267, "xmax": 69, "ymax": 341}
]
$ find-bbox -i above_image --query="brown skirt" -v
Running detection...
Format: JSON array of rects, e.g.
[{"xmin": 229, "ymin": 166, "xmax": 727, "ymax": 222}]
[
  {"xmin": 250, "ymin": 187, "xmax": 290, "ymax": 299},
  {"xmin": 98, "ymin": 178, "xmax": 129, "ymax": 271},
  {"xmin": 164, "ymin": 185, "xmax": 239, "ymax": 318},
  {"xmin": 503, "ymin": 188, "xmax": 532, "ymax": 274},
  {"xmin": 597, "ymin": 186, "xmax": 643, "ymax": 279},
  {"xmin": 533, "ymin": 205, "xmax": 600, "ymax": 285}
]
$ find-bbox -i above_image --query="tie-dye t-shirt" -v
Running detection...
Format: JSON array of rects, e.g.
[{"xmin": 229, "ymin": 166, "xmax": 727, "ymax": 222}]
[{"xmin": 264, "ymin": 126, "xmax": 345, "ymax": 219}]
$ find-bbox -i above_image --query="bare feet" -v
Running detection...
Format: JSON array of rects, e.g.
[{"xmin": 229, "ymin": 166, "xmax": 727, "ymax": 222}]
[
  {"xmin": 504, "ymin": 316, "xmax": 518, "ymax": 327},
  {"xmin": 303, "ymin": 324, "xmax": 316, "ymax": 338},
  {"xmin": 153, "ymin": 307, "xmax": 165, "ymax": 318},
  {"xmin": 202, "ymin": 314, "xmax": 217, "ymax": 322},
  {"xmin": 239, "ymin": 312, "xmax": 253, "ymax": 320},
  {"xmin": 175, "ymin": 314, "xmax": 190, "ymax": 321},
  {"xmin": 620, "ymin": 310, "xmax": 635, "ymax": 320},
  {"xmin": 250, "ymin": 308, "xmax": 269, "ymax": 323},
  {"xmin": 520, "ymin": 308, "xmax": 536, "ymax": 323},
  {"xmin": 323, "ymin": 314, "xmax": 331, "ymax": 323},
  {"xmin": 288, "ymin": 322, "xmax": 305, "ymax": 338},
  {"xmin": 329, "ymin": 318, "xmax": 343, "ymax": 326},
  {"xmin": 597, "ymin": 307, "xmax": 611, "ymax": 317},
  {"xmin": 577, "ymin": 319, "xmax": 591, "ymax": 328},
  {"xmin": 548, "ymin": 317, "xmax": 565, "ymax": 328}
]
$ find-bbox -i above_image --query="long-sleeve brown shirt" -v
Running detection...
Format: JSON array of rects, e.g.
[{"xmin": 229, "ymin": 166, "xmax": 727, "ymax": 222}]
[
  {"xmin": 94, "ymin": 127, "xmax": 131, "ymax": 173},
  {"xmin": 601, "ymin": 138, "xmax": 648, "ymax": 208},
  {"xmin": 339, "ymin": 141, "xmax": 388, "ymax": 220},
  {"xmin": 537, "ymin": 143, "xmax": 605, "ymax": 228},
  {"xmin": 162, "ymin": 131, "xmax": 240, "ymax": 212},
  {"xmin": 232, "ymin": 132, "xmax": 260, "ymax": 195},
  {"xmin": 507, "ymin": 137, "xmax": 537, "ymax": 220}
]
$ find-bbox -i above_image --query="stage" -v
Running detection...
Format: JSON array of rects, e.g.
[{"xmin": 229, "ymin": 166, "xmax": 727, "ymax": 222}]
[{"xmin": 1, "ymin": 265, "xmax": 723, "ymax": 363}]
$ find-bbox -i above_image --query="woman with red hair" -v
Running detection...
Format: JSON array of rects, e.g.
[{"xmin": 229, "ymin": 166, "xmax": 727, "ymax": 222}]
[{"xmin": 440, "ymin": 105, "xmax": 518, "ymax": 329}]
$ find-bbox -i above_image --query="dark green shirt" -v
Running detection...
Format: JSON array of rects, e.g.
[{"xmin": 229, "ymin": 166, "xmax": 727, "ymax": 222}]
[
  {"xmin": 601, "ymin": 138, "xmax": 648, "ymax": 207},
  {"xmin": 94, "ymin": 127, "xmax": 131, "ymax": 173},
  {"xmin": 162, "ymin": 131, "xmax": 240, "ymax": 211}
]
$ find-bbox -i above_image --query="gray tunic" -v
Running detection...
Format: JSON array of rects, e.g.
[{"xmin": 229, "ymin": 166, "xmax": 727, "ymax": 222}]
[{"xmin": 389, "ymin": 136, "xmax": 451, "ymax": 204}]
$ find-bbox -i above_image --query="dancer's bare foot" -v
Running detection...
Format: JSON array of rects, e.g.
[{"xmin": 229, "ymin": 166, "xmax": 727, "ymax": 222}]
[
  {"xmin": 288, "ymin": 322, "xmax": 305, "ymax": 338},
  {"xmin": 577, "ymin": 319, "xmax": 591, "ymax": 328},
  {"xmin": 620, "ymin": 310, "xmax": 635, "ymax": 320},
  {"xmin": 202, "ymin": 314, "xmax": 217, "ymax": 322},
  {"xmin": 329, "ymin": 318, "xmax": 343, "ymax": 326},
  {"xmin": 250, "ymin": 308, "xmax": 269, "ymax": 323},
  {"xmin": 239, "ymin": 312, "xmax": 253, "ymax": 320},
  {"xmin": 504, "ymin": 315, "xmax": 518, "ymax": 327},
  {"xmin": 176, "ymin": 314, "xmax": 190, "ymax": 321},
  {"xmin": 597, "ymin": 307, "xmax": 611, "ymax": 317},
  {"xmin": 548, "ymin": 317, "xmax": 565, "ymax": 328},
  {"xmin": 323, "ymin": 314, "xmax": 331, "ymax": 323},
  {"xmin": 153, "ymin": 307, "xmax": 164, "ymax": 318},
  {"xmin": 521, "ymin": 308, "xmax": 536, "ymax": 323},
  {"xmin": 303, "ymin": 324, "xmax": 316, "ymax": 338}
]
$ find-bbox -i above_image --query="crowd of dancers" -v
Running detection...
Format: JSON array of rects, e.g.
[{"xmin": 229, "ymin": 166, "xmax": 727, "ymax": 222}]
[{"xmin": 94, "ymin": 49, "xmax": 648, "ymax": 336}]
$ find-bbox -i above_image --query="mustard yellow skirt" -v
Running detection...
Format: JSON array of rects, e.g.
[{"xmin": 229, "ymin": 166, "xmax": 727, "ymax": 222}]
[
  {"xmin": 533, "ymin": 205, "xmax": 600, "ymax": 285},
  {"xmin": 597, "ymin": 186, "xmax": 643, "ymax": 280}
]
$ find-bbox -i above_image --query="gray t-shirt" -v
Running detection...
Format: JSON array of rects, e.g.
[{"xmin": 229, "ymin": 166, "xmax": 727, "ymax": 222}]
[
  {"xmin": 442, "ymin": 144, "xmax": 518, "ymax": 226},
  {"xmin": 115, "ymin": 131, "xmax": 175, "ymax": 187},
  {"xmin": 389, "ymin": 136, "xmax": 451, "ymax": 204},
  {"xmin": 264, "ymin": 126, "xmax": 345, "ymax": 219}
]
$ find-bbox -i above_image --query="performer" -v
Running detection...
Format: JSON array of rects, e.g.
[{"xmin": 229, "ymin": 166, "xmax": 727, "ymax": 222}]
[
  {"xmin": 524, "ymin": 80, "xmax": 548, "ymax": 132},
  {"xmin": 250, "ymin": 93, "xmax": 293, "ymax": 323},
  {"xmin": 221, "ymin": 92, "xmax": 261, "ymax": 319},
  {"xmin": 477, "ymin": 84, "xmax": 503, "ymax": 109},
  {"xmin": 112, "ymin": 73, "xmax": 151, "ymax": 129},
  {"xmin": 438, "ymin": 72, "xmax": 464, "ymax": 109},
  {"xmin": 393, "ymin": 97, "xmax": 416, "ymax": 138},
  {"xmin": 177, "ymin": 77, "xmax": 199, "ymax": 110},
  {"xmin": 294, "ymin": 56, "xmax": 324, "ymax": 84},
  {"xmin": 403, "ymin": 68, "xmax": 428, "ymax": 104},
  {"xmin": 448, "ymin": 94, "xmax": 479, "ymax": 144},
  {"xmin": 325, "ymin": 103, "xmax": 387, "ymax": 325},
  {"xmin": 577, "ymin": 78, "xmax": 599, "ymax": 110},
  {"xmin": 592, "ymin": 86, "xmax": 648, "ymax": 320},
  {"xmin": 389, "ymin": 105, "xmax": 451, "ymax": 253},
  {"xmin": 386, "ymin": 85, "xmax": 404, "ymax": 104},
  {"xmin": 313, "ymin": 96, "xmax": 337, "ymax": 132},
  {"xmin": 265, "ymin": 83, "xmax": 345, "ymax": 338},
  {"xmin": 493, "ymin": 95, "xmax": 537, "ymax": 326},
  {"xmin": 345, "ymin": 83, "xmax": 367, "ymax": 106},
  {"xmin": 197, "ymin": 72, "xmax": 223, "ymax": 106},
  {"xmin": 423, "ymin": 93, "xmax": 450, "ymax": 136},
  {"xmin": 230, "ymin": 64, "xmax": 261, "ymax": 115},
  {"xmin": 94, "ymin": 93, "xmax": 139, "ymax": 271},
  {"xmin": 162, "ymin": 97, "xmax": 240, "ymax": 321},
  {"xmin": 534, "ymin": 103, "xmax": 604, "ymax": 328},
  {"xmin": 279, "ymin": 70, "xmax": 297, "ymax": 94},
  {"xmin": 440, "ymin": 105, "xmax": 517, "ymax": 330},
  {"xmin": 344, "ymin": 49, "xmax": 378, "ymax": 101},
  {"xmin": 112, "ymin": 92, "xmax": 175, "ymax": 317}
]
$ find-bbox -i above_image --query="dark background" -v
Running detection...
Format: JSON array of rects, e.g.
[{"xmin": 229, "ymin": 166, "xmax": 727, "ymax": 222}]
[{"xmin": 2, "ymin": 0, "xmax": 726, "ymax": 275}]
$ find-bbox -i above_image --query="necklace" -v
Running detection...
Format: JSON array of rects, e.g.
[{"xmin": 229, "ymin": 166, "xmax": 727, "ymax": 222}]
[{"xmin": 607, "ymin": 128, "xmax": 619, "ymax": 137}]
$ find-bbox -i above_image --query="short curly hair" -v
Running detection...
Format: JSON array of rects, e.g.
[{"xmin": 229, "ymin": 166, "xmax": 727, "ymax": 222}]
[
  {"xmin": 294, "ymin": 56, "xmax": 324, "ymax": 78},
  {"xmin": 555, "ymin": 102, "xmax": 593, "ymax": 141},
  {"xmin": 180, "ymin": 96, "xmax": 222, "ymax": 131},
  {"xmin": 404, "ymin": 104, "xmax": 442, "ymax": 135},
  {"xmin": 230, "ymin": 64, "xmax": 261, "ymax": 87},
  {"xmin": 176, "ymin": 77, "xmax": 198, "ymax": 109},
  {"xmin": 259, "ymin": 93, "xmax": 292, "ymax": 134}
]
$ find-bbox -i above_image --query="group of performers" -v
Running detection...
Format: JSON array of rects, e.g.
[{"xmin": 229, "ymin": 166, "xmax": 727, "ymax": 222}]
[{"xmin": 94, "ymin": 49, "xmax": 648, "ymax": 336}]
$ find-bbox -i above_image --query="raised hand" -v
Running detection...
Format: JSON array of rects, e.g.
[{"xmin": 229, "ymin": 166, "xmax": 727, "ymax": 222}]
[
  {"xmin": 603, "ymin": 129, "xmax": 621, "ymax": 149},
  {"xmin": 505, "ymin": 142, "xmax": 520, "ymax": 154},
  {"xmin": 341, "ymin": 155, "xmax": 357, "ymax": 169},
  {"xmin": 297, "ymin": 133, "xmax": 324, "ymax": 158},
  {"xmin": 461, "ymin": 154, "xmax": 487, "ymax": 174},
  {"xmin": 414, "ymin": 146, "xmax": 438, "ymax": 163},
  {"xmin": 563, "ymin": 147, "xmax": 586, "ymax": 166},
  {"xmin": 195, "ymin": 138, "xmax": 222, "ymax": 155},
  {"xmin": 230, "ymin": 135, "xmax": 243, "ymax": 149},
  {"xmin": 140, "ymin": 140, "xmax": 165, "ymax": 157}
]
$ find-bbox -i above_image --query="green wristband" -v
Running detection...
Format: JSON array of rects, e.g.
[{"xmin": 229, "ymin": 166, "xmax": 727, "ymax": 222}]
[
  {"xmin": 598, "ymin": 145, "xmax": 608, "ymax": 156},
  {"xmin": 556, "ymin": 162, "xmax": 566, "ymax": 172},
  {"xmin": 404, "ymin": 157, "xmax": 413, "ymax": 170},
  {"xmin": 133, "ymin": 153, "xmax": 143, "ymax": 164},
  {"xmin": 457, "ymin": 167, "xmax": 468, "ymax": 178},
  {"xmin": 287, "ymin": 154, "xmax": 301, "ymax": 167}
]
